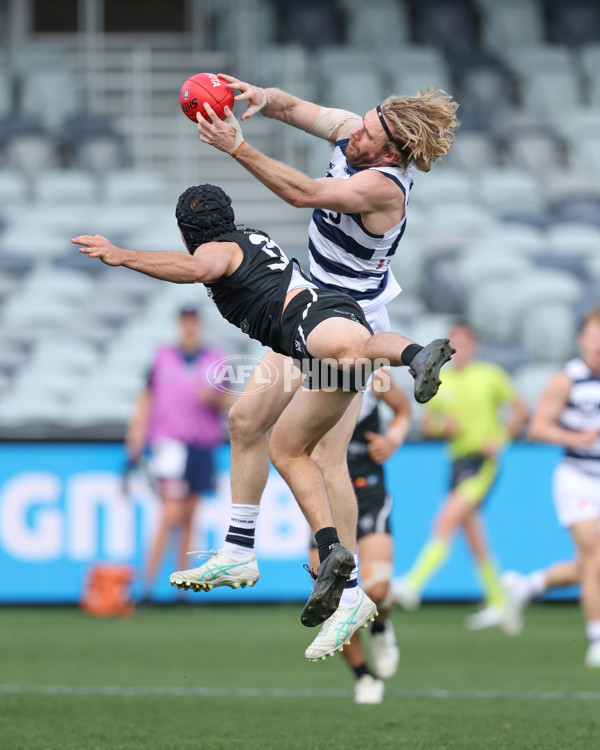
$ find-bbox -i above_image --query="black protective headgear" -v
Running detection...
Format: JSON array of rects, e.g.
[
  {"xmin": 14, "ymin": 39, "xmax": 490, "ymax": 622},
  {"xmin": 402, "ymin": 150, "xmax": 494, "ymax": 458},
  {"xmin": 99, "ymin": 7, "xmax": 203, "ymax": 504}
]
[{"xmin": 176, "ymin": 184, "xmax": 236, "ymax": 254}]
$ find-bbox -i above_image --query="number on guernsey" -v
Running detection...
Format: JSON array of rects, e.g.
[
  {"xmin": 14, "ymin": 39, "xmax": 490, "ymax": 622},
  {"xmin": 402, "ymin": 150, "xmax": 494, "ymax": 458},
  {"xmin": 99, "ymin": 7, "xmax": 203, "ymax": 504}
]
[{"xmin": 250, "ymin": 233, "xmax": 289, "ymax": 272}]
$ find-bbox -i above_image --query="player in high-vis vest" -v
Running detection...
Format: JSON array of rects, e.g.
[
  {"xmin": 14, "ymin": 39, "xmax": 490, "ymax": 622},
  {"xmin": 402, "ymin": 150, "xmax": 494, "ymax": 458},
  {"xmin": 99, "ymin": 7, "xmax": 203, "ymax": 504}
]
[
  {"xmin": 504, "ymin": 308, "xmax": 600, "ymax": 667},
  {"xmin": 178, "ymin": 77, "xmax": 459, "ymax": 661},
  {"xmin": 393, "ymin": 323, "xmax": 528, "ymax": 633}
]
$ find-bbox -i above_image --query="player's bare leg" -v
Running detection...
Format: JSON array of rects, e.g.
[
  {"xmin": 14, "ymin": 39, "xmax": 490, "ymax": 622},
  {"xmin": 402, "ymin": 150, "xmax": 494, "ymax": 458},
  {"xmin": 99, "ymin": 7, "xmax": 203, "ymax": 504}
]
[
  {"xmin": 170, "ymin": 351, "xmax": 301, "ymax": 593},
  {"xmin": 229, "ymin": 350, "xmax": 303, "ymax": 507},
  {"xmin": 544, "ymin": 560, "xmax": 582, "ymax": 588},
  {"xmin": 146, "ymin": 489, "xmax": 195, "ymax": 598},
  {"xmin": 310, "ymin": 393, "xmax": 363, "ymax": 553},
  {"xmin": 271, "ymin": 387, "xmax": 362, "ymax": 627},
  {"xmin": 305, "ymin": 317, "xmax": 454, "ymax": 404},
  {"xmin": 394, "ymin": 490, "xmax": 468, "ymax": 610},
  {"xmin": 461, "ymin": 511, "xmax": 515, "ymax": 633},
  {"xmin": 502, "ymin": 559, "xmax": 581, "ymax": 633},
  {"xmin": 359, "ymin": 534, "xmax": 398, "ymax": 669}
]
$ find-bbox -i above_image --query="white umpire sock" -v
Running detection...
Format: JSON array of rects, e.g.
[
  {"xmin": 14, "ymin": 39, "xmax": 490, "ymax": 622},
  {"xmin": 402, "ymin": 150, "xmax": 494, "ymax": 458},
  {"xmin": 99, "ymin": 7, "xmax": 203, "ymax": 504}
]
[
  {"xmin": 586, "ymin": 620, "xmax": 600, "ymax": 646},
  {"xmin": 222, "ymin": 503, "xmax": 259, "ymax": 560},
  {"xmin": 339, "ymin": 554, "xmax": 360, "ymax": 607},
  {"xmin": 521, "ymin": 570, "xmax": 547, "ymax": 602}
]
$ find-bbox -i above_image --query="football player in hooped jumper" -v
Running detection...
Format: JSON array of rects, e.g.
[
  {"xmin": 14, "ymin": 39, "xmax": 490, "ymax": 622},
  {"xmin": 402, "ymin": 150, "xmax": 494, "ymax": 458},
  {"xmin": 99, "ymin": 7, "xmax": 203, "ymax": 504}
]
[
  {"xmin": 72, "ymin": 184, "xmax": 454, "ymax": 661},
  {"xmin": 184, "ymin": 78, "xmax": 459, "ymax": 665}
]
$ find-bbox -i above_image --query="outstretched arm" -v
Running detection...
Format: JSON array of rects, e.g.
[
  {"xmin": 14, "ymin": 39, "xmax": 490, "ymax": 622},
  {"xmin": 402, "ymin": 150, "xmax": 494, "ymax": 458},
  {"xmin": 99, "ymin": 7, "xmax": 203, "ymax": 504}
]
[
  {"xmin": 71, "ymin": 235, "xmax": 234, "ymax": 284},
  {"xmin": 197, "ymin": 104, "xmax": 397, "ymax": 214},
  {"xmin": 219, "ymin": 74, "xmax": 359, "ymax": 142}
]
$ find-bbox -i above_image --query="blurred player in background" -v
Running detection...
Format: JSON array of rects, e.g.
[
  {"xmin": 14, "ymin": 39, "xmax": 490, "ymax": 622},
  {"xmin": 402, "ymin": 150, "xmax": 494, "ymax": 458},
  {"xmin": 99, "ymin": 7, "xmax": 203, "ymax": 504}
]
[
  {"xmin": 394, "ymin": 323, "xmax": 527, "ymax": 633},
  {"xmin": 125, "ymin": 305, "xmax": 231, "ymax": 601},
  {"xmin": 182, "ymin": 75, "xmax": 459, "ymax": 657},
  {"xmin": 309, "ymin": 369, "xmax": 410, "ymax": 703},
  {"xmin": 510, "ymin": 308, "xmax": 600, "ymax": 667}
]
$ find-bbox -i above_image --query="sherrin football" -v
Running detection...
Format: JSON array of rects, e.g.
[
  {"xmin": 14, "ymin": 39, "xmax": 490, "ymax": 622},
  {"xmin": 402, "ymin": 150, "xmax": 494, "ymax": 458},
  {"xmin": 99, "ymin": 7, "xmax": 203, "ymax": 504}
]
[{"xmin": 180, "ymin": 73, "xmax": 234, "ymax": 122}]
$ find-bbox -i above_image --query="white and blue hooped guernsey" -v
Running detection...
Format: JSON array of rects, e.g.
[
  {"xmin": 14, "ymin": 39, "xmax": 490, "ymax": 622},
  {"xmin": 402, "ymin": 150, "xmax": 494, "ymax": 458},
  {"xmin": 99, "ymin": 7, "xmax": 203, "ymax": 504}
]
[
  {"xmin": 308, "ymin": 138, "xmax": 414, "ymax": 314},
  {"xmin": 561, "ymin": 357, "xmax": 600, "ymax": 475}
]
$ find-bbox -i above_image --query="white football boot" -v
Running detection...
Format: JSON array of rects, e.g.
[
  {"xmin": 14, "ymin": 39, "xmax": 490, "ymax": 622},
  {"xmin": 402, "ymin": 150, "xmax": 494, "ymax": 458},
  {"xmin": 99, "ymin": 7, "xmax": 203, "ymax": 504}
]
[
  {"xmin": 464, "ymin": 605, "xmax": 504, "ymax": 631},
  {"xmin": 369, "ymin": 621, "xmax": 400, "ymax": 679},
  {"xmin": 354, "ymin": 674, "xmax": 384, "ymax": 704},
  {"xmin": 500, "ymin": 571, "xmax": 527, "ymax": 636},
  {"xmin": 305, "ymin": 588, "xmax": 377, "ymax": 661},
  {"xmin": 169, "ymin": 549, "xmax": 259, "ymax": 592},
  {"xmin": 585, "ymin": 642, "xmax": 600, "ymax": 668}
]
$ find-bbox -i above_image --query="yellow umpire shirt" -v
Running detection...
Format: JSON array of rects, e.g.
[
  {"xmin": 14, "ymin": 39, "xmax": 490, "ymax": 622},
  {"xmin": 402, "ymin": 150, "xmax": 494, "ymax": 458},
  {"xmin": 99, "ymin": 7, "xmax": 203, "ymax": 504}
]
[{"xmin": 424, "ymin": 361, "xmax": 516, "ymax": 459}]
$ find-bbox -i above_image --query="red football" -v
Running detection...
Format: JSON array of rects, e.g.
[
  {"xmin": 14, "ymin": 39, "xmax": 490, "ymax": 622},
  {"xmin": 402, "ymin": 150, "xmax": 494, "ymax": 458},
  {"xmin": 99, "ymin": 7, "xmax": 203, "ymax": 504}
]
[{"xmin": 180, "ymin": 73, "xmax": 234, "ymax": 122}]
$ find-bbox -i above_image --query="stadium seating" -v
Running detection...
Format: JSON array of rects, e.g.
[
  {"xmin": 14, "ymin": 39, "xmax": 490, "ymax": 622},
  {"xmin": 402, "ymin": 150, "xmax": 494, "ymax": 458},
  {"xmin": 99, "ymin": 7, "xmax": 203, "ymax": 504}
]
[
  {"xmin": 500, "ymin": 130, "xmax": 567, "ymax": 178},
  {"xmin": 512, "ymin": 362, "xmax": 561, "ymax": 410},
  {"xmin": 545, "ymin": 222, "xmax": 600, "ymax": 260},
  {"xmin": 475, "ymin": 168, "xmax": 546, "ymax": 217},
  {"xmin": 1, "ymin": 6, "xmax": 600, "ymax": 435},
  {"xmin": 0, "ymin": 66, "xmax": 11, "ymax": 117},
  {"xmin": 479, "ymin": 0, "xmax": 545, "ymax": 57},
  {"xmin": 0, "ymin": 116, "xmax": 57, "ymax": 179},
  {"xmin": 0, "ymin": 170, "xmax": 29, "ymax": 204},
  {"xmin": 519, "ymin": 302, "xmax": 577, "ymax": 362},
  {"xmin": 411, "ymin": 0, "xmax": 478, "ymax": 55},
  {"xmin": 19, "ymin": 67, "xmax": 82, "ymax": 130},
  {"xmin": 344, "ymin": 0, "xmax": 411, "ymax": 49},
  {"xmin": 439, "ymin": 131, "xmax": 501, "ymax": 173},
  {"xmin": 467, "ymin": 270, "xmax": 581, "ymax": 344},
  {"xmin": 33, "ymin": 169, "xmax": 99, "ymax": 205},
  {"xmin": 546, "ymin": 0, "xmax": 600, "ymax": 46},
  {"xmin": 60, "ymin": 115, "xmax": 128, "ymax": 174}
]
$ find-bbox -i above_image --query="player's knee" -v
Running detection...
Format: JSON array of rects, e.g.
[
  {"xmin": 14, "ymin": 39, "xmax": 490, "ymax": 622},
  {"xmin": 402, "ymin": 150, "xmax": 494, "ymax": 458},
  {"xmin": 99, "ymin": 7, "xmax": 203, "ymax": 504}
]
[
  {"xmin": 311, "ymin": 446, "xmax": 346, "ymax": 476},
  {"xmin": 361, "ymin": 562, "xmax": 394, "ymax": 606},
  {"xmin": 365, "ymin": 580, "xmax": 389, "ymax": 605},
  {"xmin": 229, "ymin": 400, "xmax": 262, "ymax": 445},
  {"xmin": 268, "ymin": 433, "xmax": 293, "ymax": 475}
]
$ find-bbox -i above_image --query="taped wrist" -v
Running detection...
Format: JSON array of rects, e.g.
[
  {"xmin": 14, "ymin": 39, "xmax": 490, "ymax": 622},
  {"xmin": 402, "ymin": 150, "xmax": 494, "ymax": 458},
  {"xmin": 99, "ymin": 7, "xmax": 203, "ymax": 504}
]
[{"xmin": 231, "ymin": 140, "xmax": 247, "ymax": 158}]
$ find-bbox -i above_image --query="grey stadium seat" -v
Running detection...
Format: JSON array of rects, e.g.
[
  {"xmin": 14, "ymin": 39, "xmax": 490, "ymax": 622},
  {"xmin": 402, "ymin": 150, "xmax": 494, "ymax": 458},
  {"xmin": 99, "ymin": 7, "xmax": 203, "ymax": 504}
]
[
  {"xmin": 479, "ymin": 0, "xmax": 545, "ymax": 58},
  {"xmin": 439, "ymin": 131, "xmax": 501, "ymax": 173},
  {"xmin": 467, "ymin": 270, "xmax": 581, "ymax": 344},
  {"xmin": 519, "ymin": 303, "xmax": 577, "ymax": 363},
  {"xmin": 33, "ymin": 169, "xmax": 99, "ymax": 205},
  {"xmin": 513, "ymin": 363, "xmax": 561, "ymax": 411},
  {"xmin": 102, "ymin": 169, "xmax": 171, "ymax": 205},
  {"xmin": 476, "ymin": 168, "xmax": 546, "ymax": 217}
]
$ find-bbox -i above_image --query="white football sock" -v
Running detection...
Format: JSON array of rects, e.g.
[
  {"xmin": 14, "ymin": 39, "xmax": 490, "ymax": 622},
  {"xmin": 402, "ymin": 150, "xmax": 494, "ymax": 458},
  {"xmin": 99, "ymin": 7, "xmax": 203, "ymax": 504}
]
[
  {"xmin": 222, "ymin": 503, "xmax": 259, "ymax": 560},
  {"xmin": 339, "ymin": 554, "xmax": 360, "ymax": 607}
]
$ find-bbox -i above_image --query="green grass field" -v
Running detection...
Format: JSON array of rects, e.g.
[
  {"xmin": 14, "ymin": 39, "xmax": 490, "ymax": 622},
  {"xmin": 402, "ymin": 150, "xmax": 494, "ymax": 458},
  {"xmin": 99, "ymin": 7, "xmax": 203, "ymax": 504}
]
[{"xmin": 1, "ymin": 602, "xmax": 599, "ymax": 750}]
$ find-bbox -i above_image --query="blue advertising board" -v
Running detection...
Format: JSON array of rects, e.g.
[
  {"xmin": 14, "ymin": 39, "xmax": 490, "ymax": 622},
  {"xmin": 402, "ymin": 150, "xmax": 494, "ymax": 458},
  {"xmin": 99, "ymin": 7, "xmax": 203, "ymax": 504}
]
[{"xmin": 0, "ymin": 441, "xmax": 575, "ymax": 604}]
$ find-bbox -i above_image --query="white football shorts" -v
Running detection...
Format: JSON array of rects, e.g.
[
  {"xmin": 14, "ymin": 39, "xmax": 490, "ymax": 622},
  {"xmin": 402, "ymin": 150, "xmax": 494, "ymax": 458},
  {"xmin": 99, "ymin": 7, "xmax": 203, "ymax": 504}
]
[{"xmin": 553, "ymin": 461, "xmax": 600, "ymax": 528}]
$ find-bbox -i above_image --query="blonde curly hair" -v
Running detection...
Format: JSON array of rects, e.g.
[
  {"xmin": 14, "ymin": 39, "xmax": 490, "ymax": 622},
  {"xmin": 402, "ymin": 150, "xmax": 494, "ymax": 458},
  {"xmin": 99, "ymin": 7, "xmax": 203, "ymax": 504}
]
[{"xmin": 381, "ymin": 88, "xmax": 460, "ymax": 172}]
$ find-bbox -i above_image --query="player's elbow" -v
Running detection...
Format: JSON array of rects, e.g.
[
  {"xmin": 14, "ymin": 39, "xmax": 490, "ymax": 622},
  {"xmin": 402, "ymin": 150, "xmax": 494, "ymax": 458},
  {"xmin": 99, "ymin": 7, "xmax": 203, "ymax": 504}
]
[
  {"xmin": 287, "ymin": 189, "xmax": 312, "ymax": 209},
  {"xmin": 190, "ymin": 259, "xmax": 221, "ymax": 284}
]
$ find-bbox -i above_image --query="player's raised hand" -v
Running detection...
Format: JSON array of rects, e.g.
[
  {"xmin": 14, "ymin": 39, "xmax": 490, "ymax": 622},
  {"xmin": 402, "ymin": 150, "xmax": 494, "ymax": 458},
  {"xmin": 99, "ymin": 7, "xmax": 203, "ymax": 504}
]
[
  {"xmin": 71, "ymin": 234, "xmax": 125, "ymax": 266},
  {"xmin": 219, "ymin": 74, "xmax": 269, "ymax": 120},
  {"xmin": 197, "ymin": 103, "xmax": 245, "ymax": 155}
]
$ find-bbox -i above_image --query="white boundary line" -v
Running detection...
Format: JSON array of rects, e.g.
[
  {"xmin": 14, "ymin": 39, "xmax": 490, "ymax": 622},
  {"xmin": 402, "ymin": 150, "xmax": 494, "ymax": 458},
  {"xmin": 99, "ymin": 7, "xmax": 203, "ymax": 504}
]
[{"xmin": 2, "ymin": 685, "xmax": 600, "ymax": 701}]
